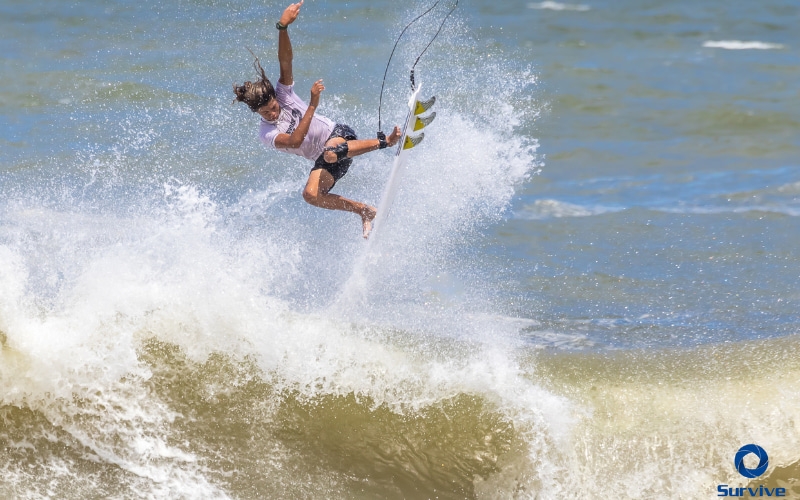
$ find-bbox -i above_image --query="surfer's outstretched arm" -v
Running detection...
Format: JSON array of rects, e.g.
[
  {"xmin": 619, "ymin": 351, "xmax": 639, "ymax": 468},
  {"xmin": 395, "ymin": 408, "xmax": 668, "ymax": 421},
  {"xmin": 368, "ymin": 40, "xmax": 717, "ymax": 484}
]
[{"xmin": 277, "ymin": 1, "xmax": 303, "ymax": 85}]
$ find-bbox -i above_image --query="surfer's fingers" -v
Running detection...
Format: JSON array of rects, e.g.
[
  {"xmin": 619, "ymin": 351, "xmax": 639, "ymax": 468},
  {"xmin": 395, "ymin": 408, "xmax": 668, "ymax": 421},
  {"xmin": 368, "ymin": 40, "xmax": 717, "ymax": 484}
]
[{"xmin": 282, "ymin": 1, "xmax": 303, "ymax": 23}]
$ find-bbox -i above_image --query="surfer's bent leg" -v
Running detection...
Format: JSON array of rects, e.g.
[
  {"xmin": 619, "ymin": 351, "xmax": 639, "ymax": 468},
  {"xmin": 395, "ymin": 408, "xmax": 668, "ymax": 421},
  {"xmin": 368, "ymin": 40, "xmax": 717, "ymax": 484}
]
[
  {"xmin": 303, "ymin": 165, "xmax": 376, "ymax": 239},
  {"xmin": 307, "ymin": 123, "xmax": 399, "ymax": 239}
]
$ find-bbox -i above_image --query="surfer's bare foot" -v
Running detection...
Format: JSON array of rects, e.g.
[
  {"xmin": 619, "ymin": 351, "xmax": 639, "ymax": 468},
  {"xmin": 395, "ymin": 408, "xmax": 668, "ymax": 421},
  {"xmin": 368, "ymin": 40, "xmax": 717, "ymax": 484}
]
[{"xmin": 360, "ymin": 205, "xmax": 376, "ymax": 239}]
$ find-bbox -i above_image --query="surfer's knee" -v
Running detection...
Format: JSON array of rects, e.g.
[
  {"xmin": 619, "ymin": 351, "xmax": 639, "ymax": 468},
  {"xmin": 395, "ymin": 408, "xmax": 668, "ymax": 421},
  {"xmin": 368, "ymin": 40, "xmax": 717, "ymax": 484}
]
[
  {"xmin": 323, "ymin": 139, "xmax": 348, "ymax": 163},
  {"xmin": 302, "ymin": 186, "xmax": 319, "ymax": 205}
]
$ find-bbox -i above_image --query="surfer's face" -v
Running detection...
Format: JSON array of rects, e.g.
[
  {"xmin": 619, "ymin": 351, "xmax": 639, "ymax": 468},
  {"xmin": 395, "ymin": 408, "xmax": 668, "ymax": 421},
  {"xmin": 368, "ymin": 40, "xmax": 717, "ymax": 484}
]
[{"xmin": 257, "ymin": 98, "xmax": 280, "ymax": 122}]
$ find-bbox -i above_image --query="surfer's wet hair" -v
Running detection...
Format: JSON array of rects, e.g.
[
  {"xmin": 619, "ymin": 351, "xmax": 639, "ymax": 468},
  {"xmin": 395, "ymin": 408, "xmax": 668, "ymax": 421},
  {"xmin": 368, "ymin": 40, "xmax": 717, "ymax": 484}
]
[{"xmin": 232, "ymin": 50, "xmax": 275, "ymax": 112}]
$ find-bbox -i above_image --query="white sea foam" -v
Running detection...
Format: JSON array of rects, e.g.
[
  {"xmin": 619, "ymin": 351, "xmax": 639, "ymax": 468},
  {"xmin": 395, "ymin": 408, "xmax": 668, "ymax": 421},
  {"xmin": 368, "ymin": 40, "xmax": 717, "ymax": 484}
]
[
  {"xmin": 528, "ymin": 1, "xmax": 591, "ymax": 11},
  {"xmin": 659, "ymin": 204, "xmax": 800, "ymax": 217},
  {"xmin": 522, "ymin": 329, "xmax": 595, "ymax": 349},
  {"xmin": 0, "ymin": 191, "xmax": 574, "ymax": 497},
  {"xmin": 777, "ymin": 180, "xmax": 800, "ymax": 195},
  {"xmin": 515, "ymin": 199, "xmax": 621, "ymax": 219},
  {"xmin": 703, "ymin": 40, "xmax": 785, "ymax": 50}
]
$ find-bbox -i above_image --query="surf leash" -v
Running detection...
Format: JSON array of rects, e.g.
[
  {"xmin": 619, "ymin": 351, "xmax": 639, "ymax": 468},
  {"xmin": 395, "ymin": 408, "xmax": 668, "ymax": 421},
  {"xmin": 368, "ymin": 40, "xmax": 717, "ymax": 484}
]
[
  {"xmin": 409, "ymin": 0, "xmax": 458, "ymax": 92},
  {"xmin": 377, "ymin": 0, "xmax": 458, "ymax": 136}
]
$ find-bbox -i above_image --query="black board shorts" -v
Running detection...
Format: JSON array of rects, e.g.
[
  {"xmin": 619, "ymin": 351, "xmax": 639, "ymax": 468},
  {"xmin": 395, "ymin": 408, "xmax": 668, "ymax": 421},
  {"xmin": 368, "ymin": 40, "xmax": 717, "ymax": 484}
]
[{"xmin": 311, "ymin": 123, "xmax": 358, "ymax": 188}]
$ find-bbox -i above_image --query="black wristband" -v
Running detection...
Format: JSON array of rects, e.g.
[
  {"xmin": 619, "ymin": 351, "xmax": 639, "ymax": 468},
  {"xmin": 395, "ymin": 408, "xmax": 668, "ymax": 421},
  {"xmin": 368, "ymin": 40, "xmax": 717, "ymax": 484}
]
[
  {"xmin": 377, "ymin": 131, "xmax": 388, "ymax": 149},
  {"xmin": 276, "ymin": 21, "xmax": 288, "ymax": 30}
]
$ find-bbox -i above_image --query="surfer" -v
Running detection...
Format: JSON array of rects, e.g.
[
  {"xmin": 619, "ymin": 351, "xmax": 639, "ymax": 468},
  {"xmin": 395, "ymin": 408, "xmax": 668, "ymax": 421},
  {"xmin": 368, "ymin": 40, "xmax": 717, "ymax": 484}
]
[{"xmin": 233, "ymin": 0, "xmax": 402, "ymax": 238}]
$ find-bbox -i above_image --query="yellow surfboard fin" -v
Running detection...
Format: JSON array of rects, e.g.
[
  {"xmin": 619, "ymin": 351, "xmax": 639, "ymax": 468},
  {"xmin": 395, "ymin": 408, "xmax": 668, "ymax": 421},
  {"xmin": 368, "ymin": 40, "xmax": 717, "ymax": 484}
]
[
  {"xmin": 414, "ymin": 96, "xmax": 436, "ymax": 115},
  {"xmin": 403, "ymin": 133, "xmax": 424, "ymax": 150},
  {"xmin": 413, "ymin": 112, "xmax": 436, "ymax": 131}
]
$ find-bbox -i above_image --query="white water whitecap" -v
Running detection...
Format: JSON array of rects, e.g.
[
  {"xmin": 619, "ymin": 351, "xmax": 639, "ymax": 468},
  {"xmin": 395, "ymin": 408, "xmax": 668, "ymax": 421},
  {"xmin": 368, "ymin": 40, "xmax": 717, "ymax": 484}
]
[
  {"xmin": 658, "ymin": 204, "xmax": 800, "ymax": 217},
  {"xmin": 703, "ymin": 40, "xmax": 785, "ymax": 50},
  {"xmin": 528, "ymin": 2, "xmax": 591, "ymax": 12},
  {"xmin": 515, "ymin": 199, "xmax": 621, "ymax": 219}
]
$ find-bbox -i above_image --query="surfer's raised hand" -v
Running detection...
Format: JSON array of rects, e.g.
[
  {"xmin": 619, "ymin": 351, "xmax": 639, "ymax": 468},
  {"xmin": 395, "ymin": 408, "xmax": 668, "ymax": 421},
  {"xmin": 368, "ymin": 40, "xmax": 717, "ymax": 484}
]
[
  {"xmin": 309, "ymin": 79, "xmax": 324, "ymax": 107},
  {"xmin": 386, "ymin": 126, "xmax": 402, "ymax": 147},
  {"xmin": 279, "ymin": 1, "xmax": 303, "ymax": 27}
]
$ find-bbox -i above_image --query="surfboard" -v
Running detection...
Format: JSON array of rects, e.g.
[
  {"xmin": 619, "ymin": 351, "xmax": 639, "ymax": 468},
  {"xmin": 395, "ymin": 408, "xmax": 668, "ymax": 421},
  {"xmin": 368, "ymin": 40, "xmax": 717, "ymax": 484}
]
[{"xmin": 369, "ymin": 84, "xmax": 436, "ymax": 242}]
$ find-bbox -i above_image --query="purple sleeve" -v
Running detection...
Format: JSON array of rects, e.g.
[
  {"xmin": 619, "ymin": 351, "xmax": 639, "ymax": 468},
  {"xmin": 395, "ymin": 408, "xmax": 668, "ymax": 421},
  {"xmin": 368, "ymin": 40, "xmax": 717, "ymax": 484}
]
[
  {"xmin": 259, "ymin": 122, "xmax": 278, "ymax": 149},
  {"xmin": 276, "ymin": 80, "xmax": 306, "ymax": 109}
]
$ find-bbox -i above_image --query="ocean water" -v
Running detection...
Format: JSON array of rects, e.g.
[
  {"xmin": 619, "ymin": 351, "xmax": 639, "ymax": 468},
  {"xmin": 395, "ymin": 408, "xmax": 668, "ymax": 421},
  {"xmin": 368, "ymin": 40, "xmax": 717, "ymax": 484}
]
[{"xmin": 1, "ymin": 0, "xmax": 799, "ymax": 498}]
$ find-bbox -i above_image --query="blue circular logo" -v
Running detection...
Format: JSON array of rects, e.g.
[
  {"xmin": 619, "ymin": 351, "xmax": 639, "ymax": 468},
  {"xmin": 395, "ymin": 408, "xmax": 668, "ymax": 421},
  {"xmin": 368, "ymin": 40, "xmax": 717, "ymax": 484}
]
[{"xmin": 735, "ymin": 444, "xmax": 769, "ymax": 478}]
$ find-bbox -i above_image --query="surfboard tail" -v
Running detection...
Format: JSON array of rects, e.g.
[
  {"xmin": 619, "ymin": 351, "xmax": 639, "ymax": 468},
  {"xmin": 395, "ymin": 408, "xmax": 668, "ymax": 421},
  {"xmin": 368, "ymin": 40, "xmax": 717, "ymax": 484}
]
[{"xmin": 404, "ymin": 94, "xmax": 435, "ymax": 149}]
